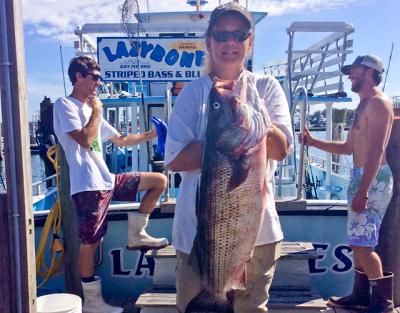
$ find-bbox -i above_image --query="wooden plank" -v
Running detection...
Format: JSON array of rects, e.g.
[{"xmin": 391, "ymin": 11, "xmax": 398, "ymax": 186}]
[
  {"xmin": 136, "ymin": 291, "xmax": 326, "ymax": 310},
  {"xmin": 0, "ymin": 0, "xmax": 36, "ymax": 312},
  {"xmin": 147, "ymin": 242, "xmax": 317, "ymax": 260}
]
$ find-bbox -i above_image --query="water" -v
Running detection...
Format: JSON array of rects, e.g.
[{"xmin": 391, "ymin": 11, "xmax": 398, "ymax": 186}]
[{"xmin": 0, "ymin": 154, "xmax": 46, "ymax": 192}]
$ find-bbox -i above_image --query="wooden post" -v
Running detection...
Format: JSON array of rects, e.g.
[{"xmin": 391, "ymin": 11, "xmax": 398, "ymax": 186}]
[
  {"xmin": 376, "ymin": 109, "xmax": 400, "ymax": 307},
  {"xmin": 57, "ymin": 146, "xmax": 83, "ymax": 297},
  {"xmin": 0, "ymin": 0, "xmax": 36, "ymax": 312},
  {"xmin": 0, "ymin": 192, "xmax": 13, "ymax": 313}
]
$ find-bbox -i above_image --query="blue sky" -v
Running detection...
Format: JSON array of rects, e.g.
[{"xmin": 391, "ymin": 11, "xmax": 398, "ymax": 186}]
[{"xmin": 20, "ymin": 0, "xmax": 400, "ymax": 120}]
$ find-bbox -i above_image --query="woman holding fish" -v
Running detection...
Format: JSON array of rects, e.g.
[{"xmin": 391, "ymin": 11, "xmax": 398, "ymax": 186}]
[{"xmin": 165, "ymin": 2, "xmax": 293, "ymax": 312}]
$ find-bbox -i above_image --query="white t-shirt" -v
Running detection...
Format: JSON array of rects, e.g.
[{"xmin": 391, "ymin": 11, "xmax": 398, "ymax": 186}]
[
  {"xmin": 165, "ymin": 72, "xmax": 294, "ymax": 254},
  {"xmin": 53, "ymin": 96, "xmax": 119, "ymax": 196}
]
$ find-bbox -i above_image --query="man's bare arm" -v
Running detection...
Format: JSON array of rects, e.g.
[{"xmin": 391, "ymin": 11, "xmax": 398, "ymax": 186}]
[
  {"xmin": 165, "ymin": 142, "xmax": 203, "ymax": 172},
  {"xmin": 111, "ymin": 129, "xmax": 157, "ymax": 147},
  {"xmin": 298, "ymin": 127, "xmax": 353, "ymax": 155},
  {"xmin": 69, "ymin": 97, "xmax": 102, "ymax": 148}
]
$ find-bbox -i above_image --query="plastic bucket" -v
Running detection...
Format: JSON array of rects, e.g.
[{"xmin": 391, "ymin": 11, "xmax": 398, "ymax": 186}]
[{"xmin": 37, "ymin": 293, "xmax": 82, "ymax": 313}]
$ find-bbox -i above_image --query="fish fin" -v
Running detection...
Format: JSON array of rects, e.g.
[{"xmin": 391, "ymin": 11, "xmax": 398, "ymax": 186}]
[
  {"xmin": 226, "ymin": 155, "xmax": 250, "ymax": 192},
  {"xmin": 229, "ymin": 269, "xmax": 247, "ymax": 291},
  {"xmin": 185, "ymin": 290, "xmax": 233, "ymax": 313}
]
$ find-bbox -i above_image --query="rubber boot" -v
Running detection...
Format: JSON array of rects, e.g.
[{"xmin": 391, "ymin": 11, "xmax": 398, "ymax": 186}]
[
  {"xmin": 126, "ymin": 212, "xmax": 169, "ymax": 250},
  {"xmin": 82, "ymin": 276, "xmax": 123, "ymax": 313},
  {"xmin": 366, "ymin": 272, "xmax": 395, "ymax": 313},
  {"xmin": 328, "ymin": 269, "xmax": 371, "ymax": 310}
]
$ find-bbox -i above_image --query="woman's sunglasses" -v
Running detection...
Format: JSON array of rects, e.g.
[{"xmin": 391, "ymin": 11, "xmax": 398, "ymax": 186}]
[
  {"xmin": 87, "ymin": 73, "xmax": 103, "ymax": 82},
  {"xmin": 211, "ymin": 30, "xmax": 251, "ymax": 43}
]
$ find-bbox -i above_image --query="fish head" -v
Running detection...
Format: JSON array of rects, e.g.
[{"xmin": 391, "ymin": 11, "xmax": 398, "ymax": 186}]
[{"xmin": 207, "ymin": 81, "xmax": 247, "ymax": 152}]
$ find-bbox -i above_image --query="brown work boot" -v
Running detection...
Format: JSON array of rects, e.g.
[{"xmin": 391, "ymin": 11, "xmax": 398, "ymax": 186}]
[
  {"xmin": 328, "ymin": 269, "xmax": 371, "ymax": 310},
  {"xmin": 366, "ymin": 272, "xmax": 395, "ymax": 313}
]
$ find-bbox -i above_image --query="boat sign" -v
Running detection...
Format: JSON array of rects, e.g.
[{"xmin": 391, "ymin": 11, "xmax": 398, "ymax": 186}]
[{"xmin": 97, "ymin": 37, "xmax": 206, "ymax": 82}]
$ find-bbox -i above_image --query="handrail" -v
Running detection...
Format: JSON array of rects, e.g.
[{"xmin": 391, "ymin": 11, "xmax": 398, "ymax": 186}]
[
  {"xmin": 32, "ymin": 174, "xmax": 58, "ymax": 196},
  {"xmin": 276, "ymin": 86, "xmax": 308, "ymax": 199},
  {"xmin": 294, "ymin": 87, "xmax": 308, "ymax": 199}
]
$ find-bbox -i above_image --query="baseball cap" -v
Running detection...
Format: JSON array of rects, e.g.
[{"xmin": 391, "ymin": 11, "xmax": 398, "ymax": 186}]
[
  {"xmin": 341, "ymin": 54, "xmax": 384, "ymax": 75},
  {"xmin": 208, "ymin": 2, "xmax": 253, "ymax": 31}
]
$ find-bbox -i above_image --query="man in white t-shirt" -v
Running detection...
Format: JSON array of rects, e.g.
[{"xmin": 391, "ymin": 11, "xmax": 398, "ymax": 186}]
[
  {"xmin": 53, "ymin": 56, "xmax": 168, "ymax": 313},
  {"xmin": 165, "ymin": 3, "xmax": 293, "ymax": 312}
]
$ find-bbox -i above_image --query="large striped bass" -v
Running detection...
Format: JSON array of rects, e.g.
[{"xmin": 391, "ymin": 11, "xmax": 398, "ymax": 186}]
[{"xmin": 186, "ymin": 76, "xmax": 270, "ymax": 313}]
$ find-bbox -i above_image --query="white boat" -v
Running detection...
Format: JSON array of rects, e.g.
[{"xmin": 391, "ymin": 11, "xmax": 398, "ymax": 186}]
[{"xmin": 3, "ymin": 1, "xmax": 399, "ymax": 312}]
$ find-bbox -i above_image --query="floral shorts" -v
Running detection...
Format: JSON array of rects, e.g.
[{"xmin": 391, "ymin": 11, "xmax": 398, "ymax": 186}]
[
  {"xmin": 347, "ymin": 165, "xmax": 393, "ymax": 247},
  {"xmin": 71, "ymin": 172, "xmax": 141, "ymax": 244}
]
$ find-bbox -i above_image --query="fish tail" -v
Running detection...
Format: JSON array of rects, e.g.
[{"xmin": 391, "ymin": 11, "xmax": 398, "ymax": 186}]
[{"xmin": 185, "ymin": 289, "xmax": 233, "ymax": 313}]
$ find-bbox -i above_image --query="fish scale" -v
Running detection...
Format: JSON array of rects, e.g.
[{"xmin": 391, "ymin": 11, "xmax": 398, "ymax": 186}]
[{"xmin": 186, "ymin": 82, "xmax": 269, "ymax": 313}]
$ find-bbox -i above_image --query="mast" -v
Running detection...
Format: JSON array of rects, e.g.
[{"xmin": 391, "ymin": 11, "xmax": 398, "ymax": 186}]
[{"xmin": 0, "ymin": 0, "xmax": 36, "ymax": 312}]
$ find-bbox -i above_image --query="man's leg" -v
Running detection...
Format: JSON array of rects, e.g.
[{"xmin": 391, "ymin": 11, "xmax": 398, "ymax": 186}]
[
  {"xmin": 136, "ymin": 172, "xmax": 167, "ymax": 214},
  {"xmin": 352, "ymin": 246, "xmax": 383, "ymax": 279},
  {"xmin": 329, "ymin": 165, "xmax": 393, "ymax": 310},
  {"xmin": 72, "ymin": 191, "xmax": 123, "ymax": 313},
  {"xmin": 233, "ymin": 241, "xmax": 282, "ymax": 313},
  {"xmin": 79, "ymin": 241, "xmax": 101, "ymax": 278},
  {"xmin": 113, "ymin": 172, "xmax": 168, "ymax": 250}
]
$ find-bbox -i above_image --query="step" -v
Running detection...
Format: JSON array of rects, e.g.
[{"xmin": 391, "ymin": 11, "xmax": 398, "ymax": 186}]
[
  {"xmin": 146, "ymin": 242, "xmax": 318, "ymax": 288},
  {"xmin": 136, "ymin": 290, "xmax": 327, "ymax": 313}
]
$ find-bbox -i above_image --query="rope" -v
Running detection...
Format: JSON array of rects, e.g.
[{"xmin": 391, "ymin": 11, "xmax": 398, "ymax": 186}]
[{"xmin": 36, "ymin": 145, "xmax": 64, "ymax": 289}]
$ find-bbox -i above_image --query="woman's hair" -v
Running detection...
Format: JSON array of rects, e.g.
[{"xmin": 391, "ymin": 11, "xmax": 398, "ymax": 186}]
[{"xmin": 68, "ymin": 56, "xmax": 100, "ymax": 85}]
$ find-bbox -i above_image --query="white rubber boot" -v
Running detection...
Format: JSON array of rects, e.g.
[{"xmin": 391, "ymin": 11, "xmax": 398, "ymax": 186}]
[
  {"xmin": 126, "ymin": 212, "xmax": 169, "ymax": 250},
  {"xmin": 82, "ymin": 276, "xmax": 123, "ymax": 313}
]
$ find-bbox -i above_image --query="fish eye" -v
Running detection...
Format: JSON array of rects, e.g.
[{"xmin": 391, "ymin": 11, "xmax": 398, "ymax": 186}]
[{"xmin": 213, "ymin": 102, "xmax": 220, "ymax": 109}]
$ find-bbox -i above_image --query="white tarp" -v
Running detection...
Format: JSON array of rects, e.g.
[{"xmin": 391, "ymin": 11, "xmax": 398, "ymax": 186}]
[{"xmin": 97, "ymin": 37, "xmax": 206, "ymax": 82}]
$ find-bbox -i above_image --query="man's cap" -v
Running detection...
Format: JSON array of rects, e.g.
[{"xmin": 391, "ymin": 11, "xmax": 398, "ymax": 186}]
[
  {"xmin": 208, "ymin": 2, "xmax": 253, "ymax": 31},
  {"xmin": 341, "ymin": 54, "xmax": 384, "ymax": 75}
]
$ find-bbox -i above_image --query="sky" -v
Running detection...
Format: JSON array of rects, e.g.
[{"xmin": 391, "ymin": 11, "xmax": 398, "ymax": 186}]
[{"xmin": 15, "ymin": 0, "xmax": 400, "ymax": 120}]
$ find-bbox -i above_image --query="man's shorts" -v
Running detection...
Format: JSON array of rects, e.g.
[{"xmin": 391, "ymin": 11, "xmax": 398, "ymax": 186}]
[
  {"xmin": 71, "ymin": 172, "xmax": 141, "ymax": 244},
  {"xmin": 347, "ymin": 165, "xmax": 393, "ymax": 247}
]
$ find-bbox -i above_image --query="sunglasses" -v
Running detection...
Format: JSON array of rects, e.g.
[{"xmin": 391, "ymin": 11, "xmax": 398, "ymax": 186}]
[
  {"xmin": 211, "ymin": 30, "xmax": 251, "ymax": 43},
  {"xmin": 86, "ymin": 73, "xmax": 103, "ymax": 82}
]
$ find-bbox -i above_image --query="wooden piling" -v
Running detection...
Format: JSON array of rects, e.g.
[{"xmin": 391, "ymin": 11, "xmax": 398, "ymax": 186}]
[
  {"xmin": 376, "ymin": 108, "xmax": 400, "ymax": 306},
  {"xmin": 57, "ymin": 146, "xmax": 83, "ymax": 297},
  {"xmin": 0, "ymin": 192, "xmax": 13, "ymax": 313},
  {"xmin": 0, "ymin": 0, "xmax": 36, "ymax": 312}
]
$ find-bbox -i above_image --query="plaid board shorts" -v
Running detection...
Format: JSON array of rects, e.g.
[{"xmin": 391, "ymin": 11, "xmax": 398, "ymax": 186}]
[{"xmin": 71, "ymin": 172, "xmax": 141, "ymax": 244}]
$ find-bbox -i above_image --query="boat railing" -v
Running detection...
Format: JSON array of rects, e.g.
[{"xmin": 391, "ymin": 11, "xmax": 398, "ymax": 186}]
[
  {"xmin": 32, "ymin": 174, "xmax": 57, "ymax": 196},
  {"xmin": 298, "ymin": 150, "xmax": 352, "ymax": 177},
  {"xmin": 393, "ymin": 96, "xmax": 400, "ymax": 108}
]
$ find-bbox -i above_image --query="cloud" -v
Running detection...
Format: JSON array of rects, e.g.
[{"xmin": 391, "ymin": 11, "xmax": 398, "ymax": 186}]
[{"xmin": 22, "ymin": 0, "xmax": 365, "ymax": 44}]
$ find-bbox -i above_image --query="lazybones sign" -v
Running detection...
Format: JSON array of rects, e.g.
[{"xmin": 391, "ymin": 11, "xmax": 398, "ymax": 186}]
[{"xmin": 97, "ymin": 37, "xmax": 206, "ymax": 82}]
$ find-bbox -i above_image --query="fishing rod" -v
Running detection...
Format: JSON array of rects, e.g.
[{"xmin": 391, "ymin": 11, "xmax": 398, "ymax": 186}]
[
  {"xmin": 382, "ymin": 42, "xmax": 394, "ymax": 92},
  {"xmin": 59, "ymin": 45, "xmax": 67, "ymax": 97}
]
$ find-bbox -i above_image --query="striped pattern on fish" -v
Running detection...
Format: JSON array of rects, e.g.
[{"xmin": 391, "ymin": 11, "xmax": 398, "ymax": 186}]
[{"xmin": 186, "ymin": 78, "xmax": 270, "ymax": 313}]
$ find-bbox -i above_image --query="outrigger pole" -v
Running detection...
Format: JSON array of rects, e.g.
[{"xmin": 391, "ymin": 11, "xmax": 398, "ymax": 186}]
[{"xmin": 0, "ymin": 0, "xmax": 36, "ymax": 313}]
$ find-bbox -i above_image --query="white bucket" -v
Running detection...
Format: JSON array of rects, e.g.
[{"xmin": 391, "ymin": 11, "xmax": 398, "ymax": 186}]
[{"xmin": 37, "ymin": 293, "xmax": 82, "ymax": 313}]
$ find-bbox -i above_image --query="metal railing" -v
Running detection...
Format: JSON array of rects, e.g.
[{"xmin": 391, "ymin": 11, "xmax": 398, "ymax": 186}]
[{"xmin": 32, "ymin": 174, "xmax": 57, "ymax": 196}]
